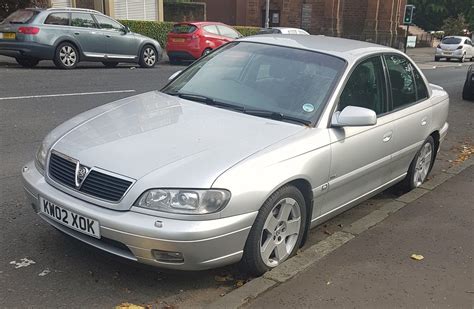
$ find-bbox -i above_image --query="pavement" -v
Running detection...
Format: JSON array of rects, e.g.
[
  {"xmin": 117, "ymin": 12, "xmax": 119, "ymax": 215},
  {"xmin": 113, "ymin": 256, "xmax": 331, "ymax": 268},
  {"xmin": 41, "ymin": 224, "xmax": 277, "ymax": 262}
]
[
  {"xmin": 0, "ymin": 49, "xmax": 473, "ymax": 308},
  {"xmin": 246, "ymin": 165, "xmax": 473, "ymax": 308}
]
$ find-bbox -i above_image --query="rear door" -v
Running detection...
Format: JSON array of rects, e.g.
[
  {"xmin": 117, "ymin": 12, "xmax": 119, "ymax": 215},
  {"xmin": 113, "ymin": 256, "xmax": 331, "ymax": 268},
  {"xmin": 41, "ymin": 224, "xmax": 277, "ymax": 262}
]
[
  {"xmin": 383, "ymin": 54, "xmax": 432, "ymax": 180},
  {"xmin": 202, "ymin": 24, "xmax": 227, "ymax": 48},
  {"xmin": 324, "ymin": 56, "xmax": 394, "ymax": 215},
  {"xmin": 70, "ymin": 12, "xmax": 105, "ymax": 57},
  {"xmin": 93, "ymin": 14, "xmax": 139, "ymax": 58}
]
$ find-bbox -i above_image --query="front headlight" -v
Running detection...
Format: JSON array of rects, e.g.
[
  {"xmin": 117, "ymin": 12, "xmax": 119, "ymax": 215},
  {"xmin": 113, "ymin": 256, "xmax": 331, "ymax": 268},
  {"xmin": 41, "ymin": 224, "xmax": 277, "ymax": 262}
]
[
  {"xmin": 35, "ymin": 142, "xmax": 48, "ymax": 173},
  {"xmin": 136, "ymin": 189, "xmax": 231, "ymax": 214}
]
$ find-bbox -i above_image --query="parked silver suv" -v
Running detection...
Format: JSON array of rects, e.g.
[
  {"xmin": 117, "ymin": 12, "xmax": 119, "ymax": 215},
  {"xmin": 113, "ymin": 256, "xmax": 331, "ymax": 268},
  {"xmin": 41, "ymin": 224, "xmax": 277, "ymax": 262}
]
[{"xmin": 0, "ymin": 8, "xmax": 162, "ymax": 69}]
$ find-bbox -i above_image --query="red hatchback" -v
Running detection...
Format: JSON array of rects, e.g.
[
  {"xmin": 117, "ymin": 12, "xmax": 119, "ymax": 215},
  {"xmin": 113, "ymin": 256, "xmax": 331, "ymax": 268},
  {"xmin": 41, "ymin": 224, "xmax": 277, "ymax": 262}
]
[{"xmin": 166, "ymin": 22, "xmax": 242, "ymax": 64}]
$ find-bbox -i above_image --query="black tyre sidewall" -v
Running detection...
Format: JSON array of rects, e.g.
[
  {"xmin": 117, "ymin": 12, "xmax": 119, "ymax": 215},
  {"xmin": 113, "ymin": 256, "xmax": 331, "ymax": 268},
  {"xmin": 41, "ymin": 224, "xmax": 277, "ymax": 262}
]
[
  {"xmin": 139, "ymin": 45, "xmax": 157, "ymax": 68},
  {"xmin": 242, "ymin": 185, "xmax": 307, "ymax": 276},
  {"xmin": 54, "ymin": 42, "xmax": 79, "ymax": 69},
  {"xmin": 406, "ymin": 136, "xmax": 435, "ymax": 190}
]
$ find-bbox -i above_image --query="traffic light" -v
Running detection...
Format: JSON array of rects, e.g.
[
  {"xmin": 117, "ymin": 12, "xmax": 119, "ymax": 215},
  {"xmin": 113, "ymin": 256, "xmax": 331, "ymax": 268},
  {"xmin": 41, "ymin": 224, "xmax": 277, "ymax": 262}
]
[{"xmin": 403, "ymin": 5, "xmax": 415, "ymax": 25}]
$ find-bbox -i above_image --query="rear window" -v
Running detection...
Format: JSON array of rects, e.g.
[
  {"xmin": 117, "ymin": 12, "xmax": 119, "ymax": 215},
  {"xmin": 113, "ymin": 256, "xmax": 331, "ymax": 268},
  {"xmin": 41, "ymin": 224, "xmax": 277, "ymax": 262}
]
[
  {"xmin": 256, "ymin": 28, "xmax": 281, "ymax": 35},
  {"xmin": 442, "ymin": 37, "xmax": 462, "ymax": 44},
  {"xmin": 172, "ymin": 24, "xmax": 197, "ymax": 34},
  {"xmin": 1, "ymin": 10, "xmax": 39, "ymax": 24}
]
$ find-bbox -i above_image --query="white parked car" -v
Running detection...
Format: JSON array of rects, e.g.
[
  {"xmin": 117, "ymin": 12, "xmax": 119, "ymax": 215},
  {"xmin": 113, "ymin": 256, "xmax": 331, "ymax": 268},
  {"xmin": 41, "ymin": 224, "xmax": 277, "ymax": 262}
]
[
  {"xmin": 435, "ymin": 36, "xmax": 474, "ymax": 62},
  {"xmin": 257, "ymin": 27, "xmax": 310, "ymax": 35}
]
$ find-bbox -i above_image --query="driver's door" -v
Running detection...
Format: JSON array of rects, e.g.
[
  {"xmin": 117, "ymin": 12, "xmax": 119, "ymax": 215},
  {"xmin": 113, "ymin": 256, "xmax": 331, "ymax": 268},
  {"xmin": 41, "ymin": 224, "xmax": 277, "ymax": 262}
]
[
  {"xmin": 322, "ymin": 56, "xmax": 395, "ymax": 215},
  {"xmin": 93, "ymin": 14, "xmax": 139, "ymax": 58}
]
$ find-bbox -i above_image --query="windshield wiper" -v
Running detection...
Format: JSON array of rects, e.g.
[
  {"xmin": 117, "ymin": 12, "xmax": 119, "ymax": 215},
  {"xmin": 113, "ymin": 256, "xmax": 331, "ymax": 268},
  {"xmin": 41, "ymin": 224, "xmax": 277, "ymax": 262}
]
[
  {"xmin": 244, "ymin": 109, "xmax": 312, "ymax": 126},
  {"xmin": 171, "ymin": 92, "xmax": 245, "ymax": 111}
]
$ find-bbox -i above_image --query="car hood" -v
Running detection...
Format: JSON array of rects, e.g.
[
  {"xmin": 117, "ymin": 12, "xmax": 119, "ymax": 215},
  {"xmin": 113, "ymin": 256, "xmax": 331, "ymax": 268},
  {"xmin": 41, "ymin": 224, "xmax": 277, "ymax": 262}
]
[{"xmin": 52, "ymin": 91, "xmax": 305, "ymax": 187}]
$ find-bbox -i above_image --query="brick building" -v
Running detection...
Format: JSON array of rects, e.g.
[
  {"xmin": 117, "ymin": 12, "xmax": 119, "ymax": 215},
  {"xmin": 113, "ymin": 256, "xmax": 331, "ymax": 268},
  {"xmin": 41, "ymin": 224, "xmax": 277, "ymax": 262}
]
[{"xmin": 202, "ymin": 0, "xmax": 407, "ymax": 46}]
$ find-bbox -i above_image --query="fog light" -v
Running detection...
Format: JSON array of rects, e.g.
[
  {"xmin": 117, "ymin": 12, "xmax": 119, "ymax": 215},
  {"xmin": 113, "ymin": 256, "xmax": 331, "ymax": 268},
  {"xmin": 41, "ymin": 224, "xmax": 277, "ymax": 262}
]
[{"xmin": 152, "ymin": 250, "xmax": 184, "ymax": 263}]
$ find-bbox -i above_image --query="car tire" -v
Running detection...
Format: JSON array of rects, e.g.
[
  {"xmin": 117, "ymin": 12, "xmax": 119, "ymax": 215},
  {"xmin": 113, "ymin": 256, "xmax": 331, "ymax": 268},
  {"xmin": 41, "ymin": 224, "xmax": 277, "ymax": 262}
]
[
  {"xmin": 169, "ymin": 56, "xmax": 180, "ymax": 65},
  {"xmin": 462, "ymin": 80, "xmax": 474, "ymax": 100},
  {"xmin": 402, "ymin": 136, "xmax": 435, "ymax": 191},
  {"xmin": 15, "ymin": 56, "xmax": 39, "ymax": 68},
  {"xmin": 139, "ymin": 45, "xmax": 157, "ymax": 68},
  {"xmin": 241, "ymin": 185, "xmax": 307, "ymax": 276},
  {"xmin": 434, "ymin": 57, "xmax": 440, "ymax": 62},
  {"xmin": 102, "ymin": 61, "xmax": 119, "ymax": 68},
  {"xmin": 54, "ymin": 42, "xmax": 79, "ymax": 69},
  {"xmin": 201, "ymin": 48, "xmax": 212, "ymax": 57}
]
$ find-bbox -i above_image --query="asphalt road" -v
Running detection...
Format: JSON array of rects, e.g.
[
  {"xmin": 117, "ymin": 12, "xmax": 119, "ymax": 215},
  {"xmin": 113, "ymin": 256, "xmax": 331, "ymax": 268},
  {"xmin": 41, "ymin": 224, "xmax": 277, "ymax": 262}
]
[{"xmin": 0, "ymin": 56, "xmax": 472, "ymax": 308}]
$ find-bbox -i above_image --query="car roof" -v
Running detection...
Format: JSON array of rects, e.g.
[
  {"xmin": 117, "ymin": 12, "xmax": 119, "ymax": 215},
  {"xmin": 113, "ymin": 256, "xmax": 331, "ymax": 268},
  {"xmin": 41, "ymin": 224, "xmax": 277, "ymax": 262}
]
[
  {"xmin": 238, "ymin": 34, "xmax": 398, "ymax": 63},
  {"xmin": 174, "ymin": 21, "xmax": 225, "ymax": 26},
  {"xmin": 442, "ymin": 36, "xmax": 469, "ymax": 40}
]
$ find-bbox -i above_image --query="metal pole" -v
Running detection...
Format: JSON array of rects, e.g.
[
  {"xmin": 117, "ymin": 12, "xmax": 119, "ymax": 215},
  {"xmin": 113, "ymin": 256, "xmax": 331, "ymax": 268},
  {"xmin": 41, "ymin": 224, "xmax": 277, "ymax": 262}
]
[
  {"xmin": 404, "ymin": 23, "xmax": 410, "ymax": 53},
  {"xmin": 265, "ymin": 0, "xmax": 270, "ymax": 28}
]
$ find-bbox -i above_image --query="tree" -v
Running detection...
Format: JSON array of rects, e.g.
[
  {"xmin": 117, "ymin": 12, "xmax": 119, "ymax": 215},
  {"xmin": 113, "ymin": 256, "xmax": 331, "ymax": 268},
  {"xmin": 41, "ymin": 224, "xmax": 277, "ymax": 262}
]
[
  {"xmin": 409, "ymin": 0, "xmax": 473, "ymax": 31},
  {"xmin": 441, "ymin": 14, "xmax": 469, "ymax": 35},
  {"xmin": 0, "ymin": 0, "xmax": 48, "ymax": 21}
]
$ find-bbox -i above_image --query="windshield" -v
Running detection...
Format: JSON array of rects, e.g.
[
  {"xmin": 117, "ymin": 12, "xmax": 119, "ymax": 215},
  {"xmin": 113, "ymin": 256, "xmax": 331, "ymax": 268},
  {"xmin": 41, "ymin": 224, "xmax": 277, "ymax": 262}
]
[
  {"xmin": 1, "ymin": 10, "xmax": 38, "ymax": 24},
  {"xmin": 442, "ymin": 37, "xmax": 462, "ymax": 44},
  {"xmin": 162, "ymin": 42, "xmax": 346, "ymax": 125}
]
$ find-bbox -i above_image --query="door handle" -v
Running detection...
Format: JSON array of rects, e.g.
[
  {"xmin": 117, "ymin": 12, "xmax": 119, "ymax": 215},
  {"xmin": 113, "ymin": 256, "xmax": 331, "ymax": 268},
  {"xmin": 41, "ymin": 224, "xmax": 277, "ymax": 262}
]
[
  {"xmin": 106, "ymin": 34, "xmax": 111, "ymax": 38},
  {"xmin": 421, "ymin": 117, "xmax": 428, "ymax": 126},
  {"xmin": 74, "ymin": 32, "xmax": 79, "ymax": 35},
  {"xmin": 382, "ymin": 131, "xmax": 393, "ymax": 143}
]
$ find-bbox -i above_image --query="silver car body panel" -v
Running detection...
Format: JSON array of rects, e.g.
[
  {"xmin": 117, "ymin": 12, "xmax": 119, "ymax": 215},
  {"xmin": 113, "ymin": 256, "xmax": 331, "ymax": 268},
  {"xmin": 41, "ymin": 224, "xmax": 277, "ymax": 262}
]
[{"xmin": 22, "ymin": 35, "xmax": 450, "ymax": 270}]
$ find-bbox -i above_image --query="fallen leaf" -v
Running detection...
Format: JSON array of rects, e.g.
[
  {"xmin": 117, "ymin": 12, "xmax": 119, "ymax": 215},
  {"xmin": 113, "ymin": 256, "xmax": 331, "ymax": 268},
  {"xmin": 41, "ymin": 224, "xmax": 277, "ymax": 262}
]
[
  {"xmin": 9, "ymin": 258, "xmax": 36, "ymax": 269},
  {"xmin": 324, "ymin": 230, "xmax": 332, "ymax": 236},
  {"xmin": 38, "ymin": 269, "xmax": 50, "ymax": 277},
  {"xmin": 115, "ymin": 303, "xmax": 145, "ymax": 309},
  {"xmin": 235, "ymin": 280, "xmax": 245, "ymax": 287},
  {"xmin": 214, "ymin": 274, "xmax": 234, "ymax": 282},
  {"xmin": 410, "ymin": 254, "xmax": 424, "ymax": 261}
]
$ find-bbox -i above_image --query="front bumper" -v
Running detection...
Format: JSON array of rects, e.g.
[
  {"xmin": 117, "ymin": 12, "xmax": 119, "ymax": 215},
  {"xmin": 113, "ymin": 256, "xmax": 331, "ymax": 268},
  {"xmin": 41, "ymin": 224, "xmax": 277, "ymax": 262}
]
[
  {"xmin": 0, "ymin": 41, "xmax": 54, "ymax": 59},
  {"xmin": 22, "ymin": 160, "xmax": 257, "ymax": 270}
]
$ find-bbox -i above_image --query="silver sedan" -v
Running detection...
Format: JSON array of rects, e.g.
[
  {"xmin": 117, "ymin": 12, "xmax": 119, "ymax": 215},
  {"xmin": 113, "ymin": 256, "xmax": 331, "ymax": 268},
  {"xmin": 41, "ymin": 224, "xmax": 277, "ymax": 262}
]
[{"xmin": 22, "ymin": 35, "xmax": 449, "ymax": 275}]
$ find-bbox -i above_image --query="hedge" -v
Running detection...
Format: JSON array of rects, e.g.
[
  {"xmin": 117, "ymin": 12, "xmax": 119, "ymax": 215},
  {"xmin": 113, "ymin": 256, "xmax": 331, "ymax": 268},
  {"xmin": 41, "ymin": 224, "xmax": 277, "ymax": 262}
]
[{"xmin": 119, "ymin": 20, "xmax": 260, "ymax": 48}]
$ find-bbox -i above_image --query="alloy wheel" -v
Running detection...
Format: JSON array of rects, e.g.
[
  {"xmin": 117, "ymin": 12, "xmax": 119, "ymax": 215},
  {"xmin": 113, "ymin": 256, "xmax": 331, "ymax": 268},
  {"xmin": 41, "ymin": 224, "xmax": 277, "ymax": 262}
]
[
  {"xmin": 59, "ymin": 46, "xmax": 77, "ymax": 67},
  {"xmin": 413, "ymin": 142, "xmax": 433, "ymax": 187},
  {"xmin": 260, "ymin": 197, "xmax": 301, "ymax": 267},
  {"xmin": 143, "ymin": 47, "xmax": 156, "ymax": 66}
]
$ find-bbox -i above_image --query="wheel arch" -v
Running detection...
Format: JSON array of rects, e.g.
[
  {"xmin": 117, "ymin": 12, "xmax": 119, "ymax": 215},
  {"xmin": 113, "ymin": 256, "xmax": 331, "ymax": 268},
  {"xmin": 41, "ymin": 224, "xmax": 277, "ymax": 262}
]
[
  {"xmin": 53, "ymin": 38, "xmax": 83, "ymax": 61},
  {"xmin": 286, "ymin": 178, "xmax": 314, "ymax": 246},
  {"xmin": 430, "ymin": 130, "xmax": 440, "ymax": 162}
]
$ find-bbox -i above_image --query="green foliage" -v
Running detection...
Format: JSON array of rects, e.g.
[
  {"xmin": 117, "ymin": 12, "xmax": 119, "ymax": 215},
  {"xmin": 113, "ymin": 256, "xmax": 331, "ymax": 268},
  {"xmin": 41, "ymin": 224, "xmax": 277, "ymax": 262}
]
[
  {"xmin": 119, "ymin": 20, "xmax": 175, "ymax": 48},
  {"xmin": 0, "ymin": 0, "xmax": 47, "ymax": 20},
  {"xmin": 408, "ymin": 0, "xmax": 473, "ymax": 31},
  {"xmin": 441, "ymin": 14, "xmax": 469, "ymax": 36},
  {"xmin": 119, "ymin": 20, "xmax": 261, "ymax": 48},
  {"xmin": 234, "ymin": 26, "xmax": 261, "ymax": 37}
]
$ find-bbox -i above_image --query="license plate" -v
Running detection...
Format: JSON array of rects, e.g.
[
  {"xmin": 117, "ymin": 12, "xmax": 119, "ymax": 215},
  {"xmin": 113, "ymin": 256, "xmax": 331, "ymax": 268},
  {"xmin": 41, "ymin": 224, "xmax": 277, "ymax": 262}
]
[
  {"xmin": 40, "ymin": 197, "xmax": 100, "ymax": 238},
  {"xmin": 0, "ymin": 32, "xmax": 16, "ymax": 40},
  {"xmin": 443, "ymin": 51, "xmax": 452, "ymax": 55},
  {"xmin": 172, "ymin": 38, "xmax": 185, "ymax": 43}
]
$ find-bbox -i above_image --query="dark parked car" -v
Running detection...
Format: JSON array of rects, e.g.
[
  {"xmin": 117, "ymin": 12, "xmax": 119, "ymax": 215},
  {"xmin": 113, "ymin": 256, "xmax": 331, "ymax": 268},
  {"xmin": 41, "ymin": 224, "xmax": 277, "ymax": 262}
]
[
  {"xmin": 0, "ymin": 8, "xmax": 161, "ymax": 69},
  {"xmin": 462, "ymin": 65, "xmax": 474, "ymax": 100}
]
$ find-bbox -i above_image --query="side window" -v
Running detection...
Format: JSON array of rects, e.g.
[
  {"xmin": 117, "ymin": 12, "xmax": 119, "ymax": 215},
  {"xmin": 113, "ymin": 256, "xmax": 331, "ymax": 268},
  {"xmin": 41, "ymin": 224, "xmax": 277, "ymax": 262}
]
[
  {"xmin": 44, "ymin": 13, "xmax": 70, "ymax": 26},
  {"xmin": 338, "ymin": 56, "xmax": 387, "ymax": 115},
  {"xmin": 94, "ymin": 14, "xmax": 123, "ymax": 31},
  {"xmin": 384, "ymin": 55, "xmax": 417, "ymax": 110},
  {"xmin": 217, "ymin": 25, "xmax": 240, "ymax": 39},
  {"xmin": 288, "ymin": 29, "xmax": 298, "ymax": 34},
  {"xmin": 203, "ymin": 25, "xmax": 219, "ymax": 35},
  {"xmin": 71, "ymin": 13, "xmax": 97, "ymax": 28},
  {"xmin": 412, "ymin": 67, "xmax": 428, "ymax": 101}
]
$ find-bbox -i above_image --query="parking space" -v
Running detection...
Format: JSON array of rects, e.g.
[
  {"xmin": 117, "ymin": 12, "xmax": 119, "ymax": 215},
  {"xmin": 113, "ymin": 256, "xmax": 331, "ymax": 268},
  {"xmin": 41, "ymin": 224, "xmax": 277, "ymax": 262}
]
[{"xmin": 0, "ymin": 53, "xmax": 472, "ymax": 308}]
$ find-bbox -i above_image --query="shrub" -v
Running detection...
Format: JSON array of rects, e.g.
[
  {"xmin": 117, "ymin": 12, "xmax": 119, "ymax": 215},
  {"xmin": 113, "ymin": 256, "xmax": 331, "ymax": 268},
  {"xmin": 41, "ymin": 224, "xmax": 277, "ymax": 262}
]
[
  {"xmin": 119, "ymin": 20, "xmax": 174, "ymax": 48},
  {"xmin": 234, "ymin": 26, "xmax": 261, "ymax": 37},
  {"xmin": 119, "ymin": 20, "xmax": 261, "ymax": 48}
]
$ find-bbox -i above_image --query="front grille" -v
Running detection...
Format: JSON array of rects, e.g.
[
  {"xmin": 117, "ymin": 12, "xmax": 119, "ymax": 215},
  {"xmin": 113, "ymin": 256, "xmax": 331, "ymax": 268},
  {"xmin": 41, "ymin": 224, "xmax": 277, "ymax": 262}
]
[{"xmin": 48, "ymin": 152, "xmax": 132, "ymax": 202}]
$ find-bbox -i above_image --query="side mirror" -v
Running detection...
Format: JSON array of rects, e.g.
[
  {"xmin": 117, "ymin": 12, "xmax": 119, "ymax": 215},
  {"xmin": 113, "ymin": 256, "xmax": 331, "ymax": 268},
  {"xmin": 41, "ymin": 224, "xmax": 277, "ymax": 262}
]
[
  {"xmin": 331, "ymin": 106, "xmax": 377, "ymax": 127},
  {"xmin": 122, "ymin": 26, "xmax": 130, "ymax": 33},
  {"xmin": 168, "ymin": 70, "xmax": 182, "ymax": 81}
]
